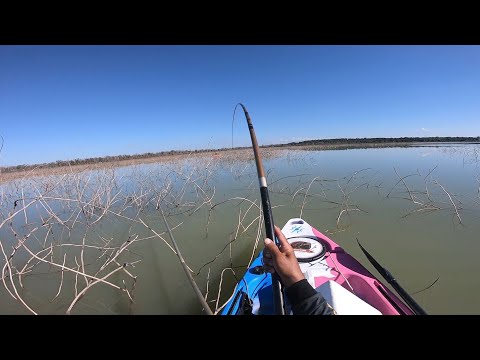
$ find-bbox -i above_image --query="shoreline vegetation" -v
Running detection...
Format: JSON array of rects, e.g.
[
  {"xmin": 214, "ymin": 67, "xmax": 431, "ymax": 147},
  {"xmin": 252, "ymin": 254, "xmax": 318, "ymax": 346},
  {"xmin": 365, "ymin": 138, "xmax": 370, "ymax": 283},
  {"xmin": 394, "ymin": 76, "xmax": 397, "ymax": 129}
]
[
  {"xmin": 0, "ymin": 135, "xmax": 478, "ymax": 315},
  {"xmin": 1, "ymin": 136, "xmax": 479, "ymax": 183}
]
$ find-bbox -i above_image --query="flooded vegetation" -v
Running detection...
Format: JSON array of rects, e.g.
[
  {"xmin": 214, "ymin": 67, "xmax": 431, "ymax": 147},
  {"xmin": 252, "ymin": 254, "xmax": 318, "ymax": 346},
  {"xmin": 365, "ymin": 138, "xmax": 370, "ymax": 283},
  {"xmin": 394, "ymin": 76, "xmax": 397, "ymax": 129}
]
[{"xmin": 1, "ymin": 144, "xmax": 479, "ymax": 314}]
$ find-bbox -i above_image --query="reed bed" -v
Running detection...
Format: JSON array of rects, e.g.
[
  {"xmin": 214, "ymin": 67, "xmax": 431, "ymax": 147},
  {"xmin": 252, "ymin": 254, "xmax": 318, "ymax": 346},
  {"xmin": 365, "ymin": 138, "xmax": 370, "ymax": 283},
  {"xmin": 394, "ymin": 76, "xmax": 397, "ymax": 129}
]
[{"xmin": 0, "ymin": 147, "xmax": 478, "ymax": 314}]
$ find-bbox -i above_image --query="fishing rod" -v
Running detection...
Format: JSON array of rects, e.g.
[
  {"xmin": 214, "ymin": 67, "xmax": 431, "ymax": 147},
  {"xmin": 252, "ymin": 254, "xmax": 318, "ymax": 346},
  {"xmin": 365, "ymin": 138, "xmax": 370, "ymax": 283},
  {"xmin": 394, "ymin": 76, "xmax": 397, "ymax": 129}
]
[
  {"xmin": 160, "ymin": 206, "xmax": 213, "ymax": 315},
  {"xmin": 237, "ymin": 103, "xmax": 285, "ymax": 315},
  {"xmin": 356, "ymin": 238, "xmax": 428, "ymax": 315}
]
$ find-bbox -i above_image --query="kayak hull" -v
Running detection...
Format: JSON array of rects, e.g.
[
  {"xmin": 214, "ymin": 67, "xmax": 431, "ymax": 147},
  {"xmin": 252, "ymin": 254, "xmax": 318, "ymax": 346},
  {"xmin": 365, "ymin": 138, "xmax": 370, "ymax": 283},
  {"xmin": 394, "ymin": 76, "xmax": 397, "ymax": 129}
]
[{"xmin": 220, "ymin": 218, "xmax": 414, "ymax": 315}]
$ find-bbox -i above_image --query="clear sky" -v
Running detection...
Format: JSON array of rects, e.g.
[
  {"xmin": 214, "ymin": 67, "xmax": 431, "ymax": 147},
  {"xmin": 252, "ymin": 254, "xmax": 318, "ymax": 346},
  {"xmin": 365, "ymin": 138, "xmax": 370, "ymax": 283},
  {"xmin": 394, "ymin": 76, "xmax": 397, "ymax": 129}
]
[{"xmin": 1, "ymin": 45, "xmax": 479, "ymax": 166}]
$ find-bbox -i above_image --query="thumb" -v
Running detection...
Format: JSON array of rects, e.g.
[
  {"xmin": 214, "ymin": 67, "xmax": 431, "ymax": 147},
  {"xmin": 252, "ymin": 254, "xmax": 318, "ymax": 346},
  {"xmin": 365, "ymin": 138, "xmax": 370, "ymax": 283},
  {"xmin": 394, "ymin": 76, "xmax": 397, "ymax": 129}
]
[{"xmin": 264, "ymin": 238, "xmax": 281, "ymax": 258}]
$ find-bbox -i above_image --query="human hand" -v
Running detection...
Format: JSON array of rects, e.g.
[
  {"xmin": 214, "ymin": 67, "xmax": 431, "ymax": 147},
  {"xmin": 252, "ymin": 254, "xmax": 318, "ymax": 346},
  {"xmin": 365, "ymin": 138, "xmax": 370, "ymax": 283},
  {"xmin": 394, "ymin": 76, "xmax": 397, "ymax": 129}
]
[{"xmin": 262, "ymin": 225, "xmax": 305, "ymax": 288}]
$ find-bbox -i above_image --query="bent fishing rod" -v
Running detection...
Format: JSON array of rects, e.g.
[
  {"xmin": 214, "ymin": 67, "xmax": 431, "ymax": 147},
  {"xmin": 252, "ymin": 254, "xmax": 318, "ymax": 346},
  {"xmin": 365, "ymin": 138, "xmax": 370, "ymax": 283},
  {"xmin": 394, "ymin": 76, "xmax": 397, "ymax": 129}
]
[
  {"xmin": 356, "ymin": 238, "xmax": 428, "ymax": 315},
  {"xmin": 237, "ymin": 103, "xmax": 285, "ymax": 315}
]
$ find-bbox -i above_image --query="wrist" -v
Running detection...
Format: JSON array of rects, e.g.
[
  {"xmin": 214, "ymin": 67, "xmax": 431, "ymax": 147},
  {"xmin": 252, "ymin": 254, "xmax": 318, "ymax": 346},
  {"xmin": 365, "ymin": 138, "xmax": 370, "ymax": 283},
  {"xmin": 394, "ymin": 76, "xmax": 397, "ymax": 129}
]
[{"xmin": 283, "ymin": 273, "xmax": 305, "ymax": 288}]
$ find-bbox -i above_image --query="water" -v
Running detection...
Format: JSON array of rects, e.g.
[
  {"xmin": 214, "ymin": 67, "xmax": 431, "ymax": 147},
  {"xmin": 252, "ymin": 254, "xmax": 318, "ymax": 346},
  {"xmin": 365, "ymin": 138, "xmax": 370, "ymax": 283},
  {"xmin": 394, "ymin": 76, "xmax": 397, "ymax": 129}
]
[{"xmin": 0, "ymin": 144, "xmax": 479, "ymax": 314}]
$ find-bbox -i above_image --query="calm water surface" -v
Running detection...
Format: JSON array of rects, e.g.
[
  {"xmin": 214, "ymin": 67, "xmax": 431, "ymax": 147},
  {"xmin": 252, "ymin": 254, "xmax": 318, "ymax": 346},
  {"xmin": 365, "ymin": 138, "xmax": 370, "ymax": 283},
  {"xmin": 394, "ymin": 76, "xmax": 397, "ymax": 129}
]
[{"xmin": 1, "ymin": 145, "xmax": 479, "ymax": 314}]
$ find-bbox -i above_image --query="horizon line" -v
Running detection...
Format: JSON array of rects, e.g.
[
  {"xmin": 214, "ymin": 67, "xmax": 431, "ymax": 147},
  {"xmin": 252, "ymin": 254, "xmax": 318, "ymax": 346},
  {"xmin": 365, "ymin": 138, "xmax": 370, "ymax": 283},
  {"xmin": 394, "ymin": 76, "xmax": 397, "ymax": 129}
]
[{"xmin": 1, "ymin": 135, "xmax": 479, "ymax": 169}]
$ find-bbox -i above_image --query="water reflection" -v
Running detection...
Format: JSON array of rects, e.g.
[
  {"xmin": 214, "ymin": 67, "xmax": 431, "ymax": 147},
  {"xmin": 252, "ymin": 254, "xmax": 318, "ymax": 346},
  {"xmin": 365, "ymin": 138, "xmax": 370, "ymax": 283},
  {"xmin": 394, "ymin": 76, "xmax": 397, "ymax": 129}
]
[{"xmin": 0, "ymin": 144, "xmax": 479, "ymax": 314}]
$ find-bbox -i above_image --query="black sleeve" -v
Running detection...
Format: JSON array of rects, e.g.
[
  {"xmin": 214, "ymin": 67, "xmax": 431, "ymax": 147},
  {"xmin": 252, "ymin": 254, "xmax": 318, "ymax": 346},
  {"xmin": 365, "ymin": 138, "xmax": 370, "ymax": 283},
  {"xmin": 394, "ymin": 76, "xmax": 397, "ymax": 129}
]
[{"xmin": 285, "ymin": 279, "xmax": 335, "ymax": 315}]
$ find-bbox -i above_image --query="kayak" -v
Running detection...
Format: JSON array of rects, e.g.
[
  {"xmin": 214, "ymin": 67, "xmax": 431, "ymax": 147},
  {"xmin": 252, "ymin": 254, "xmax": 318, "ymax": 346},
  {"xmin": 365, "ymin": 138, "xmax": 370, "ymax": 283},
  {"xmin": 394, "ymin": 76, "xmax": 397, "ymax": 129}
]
[{"xmin": 220, "ymin": 218, "xmax": 415, "ymax": 315}]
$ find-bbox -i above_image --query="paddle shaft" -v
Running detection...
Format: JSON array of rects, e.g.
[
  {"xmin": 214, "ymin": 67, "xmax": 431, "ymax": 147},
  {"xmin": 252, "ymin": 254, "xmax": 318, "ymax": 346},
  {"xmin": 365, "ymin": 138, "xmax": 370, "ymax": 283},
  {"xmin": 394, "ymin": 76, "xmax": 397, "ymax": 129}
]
[
  {"xmin": 357, "ymin": 239, "xmax": 427, "ymax": 315},
  {"xmin": 239, "ymin": 103, "xmax": 285, "ymax": 315}
]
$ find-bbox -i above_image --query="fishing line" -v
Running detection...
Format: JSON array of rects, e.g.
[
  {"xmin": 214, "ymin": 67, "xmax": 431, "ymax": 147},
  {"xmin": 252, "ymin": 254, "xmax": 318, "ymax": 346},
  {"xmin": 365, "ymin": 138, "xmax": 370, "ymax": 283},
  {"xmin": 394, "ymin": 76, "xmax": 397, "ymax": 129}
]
[{"xmin": 232, "ymin": 103, "xmax": 241, "ymax": 149}]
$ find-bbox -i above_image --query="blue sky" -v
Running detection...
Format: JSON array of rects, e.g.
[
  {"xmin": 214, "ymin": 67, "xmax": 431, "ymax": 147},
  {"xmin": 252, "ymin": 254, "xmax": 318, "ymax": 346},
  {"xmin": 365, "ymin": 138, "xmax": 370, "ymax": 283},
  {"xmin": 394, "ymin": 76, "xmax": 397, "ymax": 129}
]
[{"xmin": 1, "ymin": 45, "xmax": 479, "ymax": 166}]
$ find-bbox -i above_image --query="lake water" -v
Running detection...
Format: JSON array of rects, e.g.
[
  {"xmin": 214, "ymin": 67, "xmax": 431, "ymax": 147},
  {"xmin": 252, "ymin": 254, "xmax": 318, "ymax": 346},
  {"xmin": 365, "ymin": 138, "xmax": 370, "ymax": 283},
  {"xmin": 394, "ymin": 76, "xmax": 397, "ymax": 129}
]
[{"xmin": 0, "ymin": 144, "xmax": 479, "ymax": 314}]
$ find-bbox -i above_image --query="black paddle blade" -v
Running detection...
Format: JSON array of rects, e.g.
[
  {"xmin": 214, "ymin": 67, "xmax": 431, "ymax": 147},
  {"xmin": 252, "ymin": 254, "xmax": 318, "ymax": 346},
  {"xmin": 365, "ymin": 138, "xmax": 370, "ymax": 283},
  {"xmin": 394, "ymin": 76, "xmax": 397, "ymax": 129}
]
[
  {"xmin": 356, "ymin": 238, "xmax": 396, "ymax": 283},
  {"xmin": 356, "ymin": 238, "xmax": 428, "ymax": 315}
]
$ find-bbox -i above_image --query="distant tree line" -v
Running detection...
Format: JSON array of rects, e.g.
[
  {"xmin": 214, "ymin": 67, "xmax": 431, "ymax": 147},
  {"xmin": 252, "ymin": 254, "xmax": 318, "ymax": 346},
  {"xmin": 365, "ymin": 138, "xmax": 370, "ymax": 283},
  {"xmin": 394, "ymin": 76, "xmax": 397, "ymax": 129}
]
[
  {"xmin": 0, "ymin": 147, "xmax": 247, "ymax": 174},
  {"xmin": 274, "ymin": 136, "xmax": 480, "ymax": 147},
  {"xmin": 1, "ymin": 136, "xmax": 479, "ymax": 174}
]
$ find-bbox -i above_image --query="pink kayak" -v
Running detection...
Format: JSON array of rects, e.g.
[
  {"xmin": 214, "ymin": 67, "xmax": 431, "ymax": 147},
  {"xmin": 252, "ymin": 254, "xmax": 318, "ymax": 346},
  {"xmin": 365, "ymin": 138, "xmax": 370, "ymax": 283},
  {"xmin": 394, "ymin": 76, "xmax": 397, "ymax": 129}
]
[{"xmin": 221, "ymin": 218, "xmax": 420, "ymax": 315}]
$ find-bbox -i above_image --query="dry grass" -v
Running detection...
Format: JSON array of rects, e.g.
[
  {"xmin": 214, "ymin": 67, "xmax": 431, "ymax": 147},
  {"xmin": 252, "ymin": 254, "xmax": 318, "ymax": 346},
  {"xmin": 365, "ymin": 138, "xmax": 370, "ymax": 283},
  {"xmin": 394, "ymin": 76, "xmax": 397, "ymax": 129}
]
[
  {"xmin": 0, "ymin": 148, "xmax": 285, "ymax": 184},
  {"xmin": 1, "ymin": 144, "xmax": 477, "ymax": 314},
  {"xmin": 0, "ymin": 146, "xmax": 291, "ymax": 314}
]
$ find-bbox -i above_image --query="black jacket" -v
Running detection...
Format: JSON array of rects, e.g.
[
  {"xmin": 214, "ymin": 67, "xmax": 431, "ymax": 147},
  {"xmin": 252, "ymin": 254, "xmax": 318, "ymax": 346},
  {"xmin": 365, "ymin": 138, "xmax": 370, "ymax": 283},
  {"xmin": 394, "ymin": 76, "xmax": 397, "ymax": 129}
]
[{"xmin": 285, "ymin": 279, "xmax": 335, "ymax": 315}]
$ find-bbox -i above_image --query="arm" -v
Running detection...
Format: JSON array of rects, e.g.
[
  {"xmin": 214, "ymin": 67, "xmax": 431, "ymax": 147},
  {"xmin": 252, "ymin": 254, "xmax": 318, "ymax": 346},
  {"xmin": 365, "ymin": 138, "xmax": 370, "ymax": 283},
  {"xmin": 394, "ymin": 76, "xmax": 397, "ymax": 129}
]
[
  {"xmin": 285, "ymin": 279, "xmax": 335, "ymax": 315},
  {"xmin": 263, "ymin": 226, "xmax": 335, "ymax": 315}
]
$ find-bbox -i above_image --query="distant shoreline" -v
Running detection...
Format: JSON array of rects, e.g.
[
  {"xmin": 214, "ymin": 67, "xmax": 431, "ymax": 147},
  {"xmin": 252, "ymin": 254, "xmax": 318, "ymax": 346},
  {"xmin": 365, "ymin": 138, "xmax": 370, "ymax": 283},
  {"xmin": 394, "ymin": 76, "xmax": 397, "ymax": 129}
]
[
  {"xmin": 1, "ymin": 137, "xmax": 479, "ymax": 183},
  {"xmin": 281, "ymin": 141, "xmax": 480, "ymax": 152}
]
